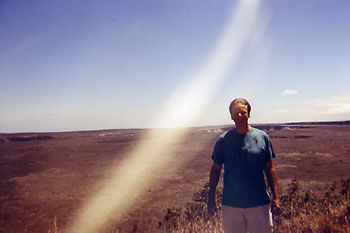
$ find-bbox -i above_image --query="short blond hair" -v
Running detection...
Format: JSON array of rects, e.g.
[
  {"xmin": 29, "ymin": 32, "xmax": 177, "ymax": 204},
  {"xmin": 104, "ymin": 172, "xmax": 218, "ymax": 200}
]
[{"xmin": 229, "ymin": 98, "xmax": 251, "ymax": 116}]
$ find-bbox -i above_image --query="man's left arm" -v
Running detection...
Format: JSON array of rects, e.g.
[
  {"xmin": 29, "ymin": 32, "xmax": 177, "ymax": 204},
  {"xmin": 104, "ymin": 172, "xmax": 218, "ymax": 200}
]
[{"xmin": 264, "ymin": 160, "xmax": 280, "ymax": 215}]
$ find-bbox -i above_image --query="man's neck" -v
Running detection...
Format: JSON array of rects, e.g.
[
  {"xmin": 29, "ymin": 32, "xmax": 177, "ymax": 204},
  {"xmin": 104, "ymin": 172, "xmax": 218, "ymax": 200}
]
[{"xmin": 235, "ymin": 124, "xmax": 250, "ymax": 134}]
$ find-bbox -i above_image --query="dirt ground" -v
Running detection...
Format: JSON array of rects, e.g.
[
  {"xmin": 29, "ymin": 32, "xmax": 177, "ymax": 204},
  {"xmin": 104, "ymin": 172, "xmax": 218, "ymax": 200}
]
[{"xmin": 0, "ymin": 123, "xmax": 349, "ymax": 232}]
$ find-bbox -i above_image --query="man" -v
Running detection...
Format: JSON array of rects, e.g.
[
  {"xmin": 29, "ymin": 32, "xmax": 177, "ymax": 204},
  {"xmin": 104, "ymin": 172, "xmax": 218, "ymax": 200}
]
[{"xmin": 207, "ymin": 98, "xmax": 280, "ymax": 233}]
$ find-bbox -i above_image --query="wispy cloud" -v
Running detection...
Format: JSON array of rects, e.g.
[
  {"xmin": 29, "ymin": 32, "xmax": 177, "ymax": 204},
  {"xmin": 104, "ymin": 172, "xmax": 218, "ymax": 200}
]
[
  {"xmin": 306, "ymin": 94, "xmax": 350, "ymax": 116},
  {"xmin": 282, "ymin": 89, "xmax": 298, "ymax": 95},
  {"xmin": 265, "ymin": 93, "xmax": 350, "ymax": 123},
  {"xmin": 0, "ymin": 23, "xmax": 60, "ymax": 65}
]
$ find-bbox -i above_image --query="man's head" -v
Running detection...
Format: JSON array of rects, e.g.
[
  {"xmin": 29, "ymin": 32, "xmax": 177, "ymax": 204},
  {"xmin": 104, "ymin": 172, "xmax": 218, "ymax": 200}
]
[{"xmin": 229, "ymin": 98, "xmax": 251, "ymax": 125}]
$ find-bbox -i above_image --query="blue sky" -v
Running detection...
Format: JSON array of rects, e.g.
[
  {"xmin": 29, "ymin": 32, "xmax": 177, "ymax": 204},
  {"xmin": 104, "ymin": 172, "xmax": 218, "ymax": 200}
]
[{"xmin": 1, "ymin": 0, "xmax": 350, "ymax": 133}]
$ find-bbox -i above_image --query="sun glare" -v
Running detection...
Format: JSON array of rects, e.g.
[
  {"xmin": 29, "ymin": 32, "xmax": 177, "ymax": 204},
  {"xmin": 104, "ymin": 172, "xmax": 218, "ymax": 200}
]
[{"xmin": 66, "ymin": 1, "xmax": 267, "ymax": 232}]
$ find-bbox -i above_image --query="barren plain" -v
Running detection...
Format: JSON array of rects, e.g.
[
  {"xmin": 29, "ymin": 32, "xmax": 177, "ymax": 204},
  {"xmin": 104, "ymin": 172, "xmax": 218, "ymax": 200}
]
[{"xmin": 0, "ymin": 122, "xmax": 350, "ymax": 232}]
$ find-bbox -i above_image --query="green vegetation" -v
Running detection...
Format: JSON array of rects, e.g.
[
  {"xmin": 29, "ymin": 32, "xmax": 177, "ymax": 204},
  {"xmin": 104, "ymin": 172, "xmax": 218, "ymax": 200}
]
[{"xmin": 158, "ymin": 178, "xmax": 350, "ymax": 233}]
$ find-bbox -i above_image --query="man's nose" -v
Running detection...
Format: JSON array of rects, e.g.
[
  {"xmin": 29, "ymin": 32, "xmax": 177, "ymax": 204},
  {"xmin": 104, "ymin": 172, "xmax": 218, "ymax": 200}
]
[{"xmin": 238, "ymin": 113, "xmax": 242, "ymax": 117}]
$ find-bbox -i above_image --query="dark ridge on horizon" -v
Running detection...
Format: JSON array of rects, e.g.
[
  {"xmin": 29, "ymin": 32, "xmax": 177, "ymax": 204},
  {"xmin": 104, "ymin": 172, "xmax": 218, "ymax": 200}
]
[
  {"xmin": 283, "ymin": 120, "xmax": 350, "ymax": 125},
  {"xmin": 0, "ymin": 120, "xmax": 349, "ymax": 135}
]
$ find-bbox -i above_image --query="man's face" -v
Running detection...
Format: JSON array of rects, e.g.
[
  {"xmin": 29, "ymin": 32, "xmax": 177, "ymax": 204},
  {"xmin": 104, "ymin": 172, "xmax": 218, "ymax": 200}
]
[{"xmin": 230, "ymin": 103, "xmax": 250, "ymax": 125}]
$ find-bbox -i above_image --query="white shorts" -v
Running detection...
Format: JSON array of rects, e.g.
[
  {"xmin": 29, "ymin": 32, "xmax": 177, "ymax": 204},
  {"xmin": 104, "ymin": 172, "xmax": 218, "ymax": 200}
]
[{"xmin": 222, "ymin": 204, "xmax": 273, "ymax": 233}]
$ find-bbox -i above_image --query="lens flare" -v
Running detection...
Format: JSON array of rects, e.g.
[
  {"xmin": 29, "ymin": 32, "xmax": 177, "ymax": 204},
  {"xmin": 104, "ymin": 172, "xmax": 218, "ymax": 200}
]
[{"xmin": 66, "ymin": 1, "xmax": 267, "ymax": 232}]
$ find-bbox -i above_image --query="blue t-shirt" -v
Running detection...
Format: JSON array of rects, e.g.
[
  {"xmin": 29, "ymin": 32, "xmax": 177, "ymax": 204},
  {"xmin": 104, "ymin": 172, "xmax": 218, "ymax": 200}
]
[{"xmin": 211, "ymin": 127, "xmax": 275, "ymax": 208}]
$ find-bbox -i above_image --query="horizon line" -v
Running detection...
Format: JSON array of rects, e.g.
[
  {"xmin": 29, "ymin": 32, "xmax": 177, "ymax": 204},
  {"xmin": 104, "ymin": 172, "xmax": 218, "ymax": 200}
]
[{"xmin": 1, "ymin": 120, "xmax": 350, "ymax": 135}]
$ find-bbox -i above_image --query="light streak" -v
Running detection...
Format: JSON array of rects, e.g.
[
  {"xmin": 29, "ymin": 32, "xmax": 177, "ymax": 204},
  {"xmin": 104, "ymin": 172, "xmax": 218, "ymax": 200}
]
[{"xmin": 66, "ymin": 1, "xmax": 267, "ymax": 232}]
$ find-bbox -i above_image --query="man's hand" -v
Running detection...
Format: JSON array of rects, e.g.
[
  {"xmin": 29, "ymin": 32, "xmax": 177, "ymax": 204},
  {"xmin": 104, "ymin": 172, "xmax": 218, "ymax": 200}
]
[
  {"xmin": 207, "ymin": 197, "xmax": 217, "ymax": 216},
  {"xmin": 271, "ymin": 198, "xmax": 281, "ymax": 216},
  {"xmin": 207, "ymin": 163, "xmax": 222, "ymax": 216},
  {"xmin": 265, "ymin": 160, "xmax": 280, "ymax": 216}
]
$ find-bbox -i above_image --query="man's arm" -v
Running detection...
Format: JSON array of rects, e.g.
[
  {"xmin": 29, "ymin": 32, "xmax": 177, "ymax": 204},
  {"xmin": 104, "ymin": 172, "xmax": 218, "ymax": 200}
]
[
  {"xmin": 207, "ymin": 162, "xmax": 222, "ymax": 216},
  {"xmin": 264, "ymin": 160, "xmax": 280, "ymax": 215}
]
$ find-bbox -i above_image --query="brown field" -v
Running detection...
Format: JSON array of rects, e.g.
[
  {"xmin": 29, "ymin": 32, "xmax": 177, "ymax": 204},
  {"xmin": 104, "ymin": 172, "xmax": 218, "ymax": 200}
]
[{"xmin": 0, "ymin": 122, "xmax": 350, "ymax": 232}]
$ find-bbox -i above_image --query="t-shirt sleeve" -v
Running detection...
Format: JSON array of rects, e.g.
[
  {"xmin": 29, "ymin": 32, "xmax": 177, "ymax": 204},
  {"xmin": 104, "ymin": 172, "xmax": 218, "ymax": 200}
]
[
  {"xmin": 264, "ymin": 133, "xmax": 276, "ymax": 162},
  {"xmin": 211, "ymin": 137, "xmax": 225, "ymax": 165}
]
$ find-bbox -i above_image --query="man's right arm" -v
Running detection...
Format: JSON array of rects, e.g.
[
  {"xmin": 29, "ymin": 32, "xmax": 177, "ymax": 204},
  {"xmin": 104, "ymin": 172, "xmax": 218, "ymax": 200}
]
[{"xmin": 207, "ymin": 162, "xmax": 222, "ymax": 215}]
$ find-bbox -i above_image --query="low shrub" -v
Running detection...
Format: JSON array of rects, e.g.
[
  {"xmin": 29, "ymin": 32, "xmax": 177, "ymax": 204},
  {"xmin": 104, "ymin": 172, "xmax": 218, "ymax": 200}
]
[{"xmin": 159, "ymin": 178, "xmax": 350, "ymax": 233}]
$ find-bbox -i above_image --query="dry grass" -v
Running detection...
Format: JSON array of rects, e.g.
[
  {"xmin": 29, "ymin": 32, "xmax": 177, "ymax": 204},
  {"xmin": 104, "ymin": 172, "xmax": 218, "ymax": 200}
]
[
  {"xmin": 46, "ymin": 178, "xmax": 350, "ymax": 232},
  {"xmin": 156, "ymin": 178, "xmax": 350, "ymax": 233}
]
